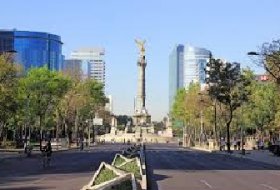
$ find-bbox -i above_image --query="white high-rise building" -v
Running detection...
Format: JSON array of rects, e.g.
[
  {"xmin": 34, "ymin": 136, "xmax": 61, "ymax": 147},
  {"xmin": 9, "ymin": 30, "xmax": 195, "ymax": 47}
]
[{"xmin": 70, "ymin": 48, "xmax": 105, "ymax": 84}]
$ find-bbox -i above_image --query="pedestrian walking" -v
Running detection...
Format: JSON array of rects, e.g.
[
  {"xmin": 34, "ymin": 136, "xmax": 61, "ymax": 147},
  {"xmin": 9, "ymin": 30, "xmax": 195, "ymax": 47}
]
[
  {"xmin": 42, "ymin": 140, "xmax": 52, "ymax": 168},
  {"xmin": 233, "ymin": 139, "xmax": 237, "ymax": 150},
  {"xmin": 79, "ymin": 137, "xmax": 84, "ymax": 151},
  {"xmin": 237, "ymin": 140, "xmax": 241, "ymax": 150}
]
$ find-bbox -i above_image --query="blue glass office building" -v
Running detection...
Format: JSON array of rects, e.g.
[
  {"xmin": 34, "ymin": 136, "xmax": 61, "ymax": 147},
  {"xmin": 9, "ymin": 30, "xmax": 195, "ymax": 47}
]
[
  {"xmin": 169, "ymin": 44, "xmax": 184, "ymax": 111},
  {"xmin": 169, "ymin": 44, "xmax": 211, "ymax": 112},
  {"xmin": 0, "ymin": 30, "xmax": 63, "ymax": 71},
  {"xmin": 184, "ymin": 45, "xmax": 211, "ymax": 87}
]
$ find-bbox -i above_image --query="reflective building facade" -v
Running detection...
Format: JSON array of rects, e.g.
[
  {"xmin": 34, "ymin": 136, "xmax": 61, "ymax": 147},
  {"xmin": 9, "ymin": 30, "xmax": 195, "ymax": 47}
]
[
  {"xmin": 184, "ymin": 45, "xmax": 211, "ymax": 88},
  {"xmin": 169, "ymin": 44, "xmax": 184, "ymax": 111},
  {"xmin": 64, "ymin": 59, "xmax": 89, "ymax": 80},
  {"xmin": 0, "ymin": 30, "xmax": 63, "ymax": 71},
  {"xmin": 169, "ymin": 44, "xmax": 211, "ymax": 111},
  {"xmin": 70, "ymin": 48, "xmax": 105, "ymax": 85}
]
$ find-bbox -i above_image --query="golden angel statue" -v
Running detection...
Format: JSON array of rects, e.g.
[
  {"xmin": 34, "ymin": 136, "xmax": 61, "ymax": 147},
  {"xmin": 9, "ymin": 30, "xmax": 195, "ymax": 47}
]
[{"xmin": 135, "ymin": 39, "xmax": 146, "ymax": 56}]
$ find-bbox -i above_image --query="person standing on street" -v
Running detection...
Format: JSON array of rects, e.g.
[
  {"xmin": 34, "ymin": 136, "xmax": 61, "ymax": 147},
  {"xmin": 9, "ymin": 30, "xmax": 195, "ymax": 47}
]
[{"xmin": 42, "ymin": 140, "xmax": 52, "ymax": 168}]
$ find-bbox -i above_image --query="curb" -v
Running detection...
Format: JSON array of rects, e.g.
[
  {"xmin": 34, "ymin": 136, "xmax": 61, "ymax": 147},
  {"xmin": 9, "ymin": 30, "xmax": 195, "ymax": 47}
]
[
  {"xmin": 189, "ymin": 146, "xmax": 218, "ymax": 153},
  {"xmin": 0, "ymin": 149, "xmax": 24, "ymax": 153},
  {"xmin": 52, "ymin": 147, "xmax": 79, "ymax": 152},
  {"xmin": 140, "ymin": 145, "xmax": 147, "ymax": 190},
  {"xmin": 191, "ymin": 147, "xmax": 280, "ymax": 167},
  {"xmin": 216, "ymin": 151, "xmax": 280, "ymax": 166}
]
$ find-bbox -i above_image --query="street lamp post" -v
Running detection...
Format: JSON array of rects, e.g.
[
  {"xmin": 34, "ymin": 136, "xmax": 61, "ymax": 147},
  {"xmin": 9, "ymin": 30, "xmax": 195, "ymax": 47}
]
[
  {"xmin": 245, "ymin": 51, "xmax": 267, "ymax": 154},
  {"xmin": 198, "ymin": 92, "xmax": 204, "ymax": 146}
]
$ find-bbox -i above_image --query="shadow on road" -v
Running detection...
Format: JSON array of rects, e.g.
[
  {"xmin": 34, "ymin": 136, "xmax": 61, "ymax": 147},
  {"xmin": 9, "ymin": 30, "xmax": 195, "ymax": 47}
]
[
  {"xmin": 145, "ymin": 143, "xmax": 280, "ymax": 190},
  {"xmin": 0, "ymin": 186, "xmax": 50, "ymax": 190},
  {"xmin": 147, "ymin": 172, "xmax": 170, "ymax": 190},
  {"xmin": 0, "ymin": 144, "xmax": 124, "ymax": 188},
  {"xmin": 146, "ymin": 144, "xmax": 280, "ymax": 171}
]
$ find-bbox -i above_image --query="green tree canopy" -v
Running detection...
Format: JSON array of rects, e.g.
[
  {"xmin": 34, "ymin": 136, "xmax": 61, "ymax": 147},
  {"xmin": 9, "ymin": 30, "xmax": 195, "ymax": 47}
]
[{"xmin": 0, "ymin": 55, "xmax": 19, "ymax": 141}]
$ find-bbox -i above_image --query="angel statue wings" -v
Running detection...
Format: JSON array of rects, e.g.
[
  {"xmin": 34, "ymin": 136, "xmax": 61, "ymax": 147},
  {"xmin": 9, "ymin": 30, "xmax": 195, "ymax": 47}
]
[{"xmin": 135, "ymin": 39, "xmax": 146, "ymax": 56}]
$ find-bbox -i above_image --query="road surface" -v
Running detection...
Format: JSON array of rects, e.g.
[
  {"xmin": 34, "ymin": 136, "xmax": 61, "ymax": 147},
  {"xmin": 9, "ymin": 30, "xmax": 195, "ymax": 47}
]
[
  {"xmin": 0, "ymin": 144, "xmax": 127, "ymax": 190},
  {"xmin": 146, "ymin": 143, "xmax": 280, "ymax": 190}
]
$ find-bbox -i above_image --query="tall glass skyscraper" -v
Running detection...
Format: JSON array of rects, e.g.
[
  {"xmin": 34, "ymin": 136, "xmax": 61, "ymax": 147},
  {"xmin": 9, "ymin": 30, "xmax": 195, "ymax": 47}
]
[
  {"xmin": 169, "ymin": 44, "xmax": 184, "ymax": 111},
  {"xmin": 169, "ymin": 44, "xmax": 211, "ymax": 111},
  {"xmin": 0, "ymin": 30, "xmax": 63, "ymax": 71},
  {"xmin": 184, "ymin": 45, "xmax": 211, "ymax": 88}
]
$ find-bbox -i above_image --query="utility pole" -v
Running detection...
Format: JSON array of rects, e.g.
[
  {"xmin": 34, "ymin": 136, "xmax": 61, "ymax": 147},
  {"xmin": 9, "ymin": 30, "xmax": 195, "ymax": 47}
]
[{"xmin": 198, "ymin": 92, "xmax": 204, "ymax": 146}]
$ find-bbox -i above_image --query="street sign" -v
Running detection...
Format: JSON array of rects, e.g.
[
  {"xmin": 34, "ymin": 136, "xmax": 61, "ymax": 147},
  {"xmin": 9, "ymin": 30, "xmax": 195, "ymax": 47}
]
[{"xmin": 93, "ymin": 118, "xmax": 103, "ymax": 125}]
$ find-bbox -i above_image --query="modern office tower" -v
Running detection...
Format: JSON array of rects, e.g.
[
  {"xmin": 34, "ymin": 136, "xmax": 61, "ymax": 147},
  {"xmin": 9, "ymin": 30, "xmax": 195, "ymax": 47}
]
[
  {"xmin": 70, "ymin": 48, "xmax": 105, "ymax": 84},
  {"xmin": 0, "ymin": 29, "xmax": 63, "ymax": 71},
  {"xmin": 184, "ymin": 45, "xmax": 212, "ymax": 88},
  {"xmin": 169, "ymin": 44, "xmax": 184, "ymax": 111},
  {"xmin": 169, "ymin": 44, "xmax": 211, "ymax": 111}
]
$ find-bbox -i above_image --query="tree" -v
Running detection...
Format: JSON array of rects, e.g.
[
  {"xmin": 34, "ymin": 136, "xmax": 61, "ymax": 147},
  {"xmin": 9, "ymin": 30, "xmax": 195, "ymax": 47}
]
[
  {"xmin": 207, "ymin": 59, "xmax": 251, "ymax": 152},
  {"xmin": 21, "ymin": 67, "xmax": 71, "ymax": 149},
  {"xmin": 0, "ymin": 54, "xmax": 19, "ymax": 144},
  {"xmin": 256, "ymin": 40, "xmax": 280, "ymax": 85},
  {"xmin": 77, "ymin": 79, "xmax": 107, "ymax": 135},
  {"xmin": 59, "ymin": 79, "xmax": 107, "ymax": 144},
  {"xmin": 242, "ymin": 81, "xmax": 280, "ymax": 137},
  {"xmin": 250, "ymin": 39, "xmax": 280, "ymax": 139},
  {"xmin": 171, "ymin": 83, "xmax": 203, "ymax": 146}
]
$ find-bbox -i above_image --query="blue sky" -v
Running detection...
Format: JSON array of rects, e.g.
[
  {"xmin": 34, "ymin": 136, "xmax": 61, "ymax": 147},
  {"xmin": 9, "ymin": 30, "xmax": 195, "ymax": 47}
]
[{"xmin": 1, "ymin": 0, "xmax": 280, "ymax": 121}]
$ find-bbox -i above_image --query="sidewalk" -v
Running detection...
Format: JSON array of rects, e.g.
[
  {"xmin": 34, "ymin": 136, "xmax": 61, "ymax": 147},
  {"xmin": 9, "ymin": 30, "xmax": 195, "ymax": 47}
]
[{"xmin": 190, "ymin": 146, "xmax": 280, "ymax": 167}]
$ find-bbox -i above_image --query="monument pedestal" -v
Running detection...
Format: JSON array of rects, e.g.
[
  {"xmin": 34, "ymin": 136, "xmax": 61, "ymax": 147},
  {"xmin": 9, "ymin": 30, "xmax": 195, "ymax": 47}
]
[
  {"xmin": 132, "ymin": 113, "xmax": 151, "ymax": 126},
  {"xmin": 110, "ymin": 126, "xmax": 117, "ymax": 135}
]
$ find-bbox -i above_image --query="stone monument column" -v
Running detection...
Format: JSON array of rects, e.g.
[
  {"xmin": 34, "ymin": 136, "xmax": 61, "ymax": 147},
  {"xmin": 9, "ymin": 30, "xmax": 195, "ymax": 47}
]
[
  {"xmin": 133, "ymin": 39, "xmax": 151, "ymax": 125},
  {"xmin": 137, "ymin": 49, "xmax": 146, "ymax": 111}
]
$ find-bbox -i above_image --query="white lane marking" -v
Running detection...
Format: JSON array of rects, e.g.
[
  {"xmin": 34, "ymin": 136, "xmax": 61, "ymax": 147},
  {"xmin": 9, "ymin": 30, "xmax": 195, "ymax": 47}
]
[
  {"xmin": 30, "ymin": 177, "xmax": 47, "ymax": 184},
  {"xmin": 200, "ymin": 179, "xmax": 213, "ymax": 189},
  {"xmin": 260, "ymin": 184, "xmax": 279, "ymax": 190},
  {"xmin": 270, "ymin": 171, "xmax": 280, "ymax": 176}
]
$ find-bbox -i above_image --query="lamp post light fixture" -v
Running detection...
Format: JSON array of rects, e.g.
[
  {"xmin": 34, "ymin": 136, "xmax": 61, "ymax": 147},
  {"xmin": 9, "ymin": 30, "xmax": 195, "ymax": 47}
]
[{"xmin": 247, "ymin": 51, "xmax": 260, "ymax": 56}]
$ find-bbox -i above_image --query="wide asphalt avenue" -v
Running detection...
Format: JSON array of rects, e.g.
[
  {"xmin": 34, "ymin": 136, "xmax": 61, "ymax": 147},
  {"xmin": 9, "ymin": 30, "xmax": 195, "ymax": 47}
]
[
  {"xmin": 146, "ymin": 143, "xmax": 280, "ymax": 190},
  {"xmin": 0, "ymin": 144, "xmax": 125, "ymax": 190},
  {"xmin": 1, "ymin": 143, "xmax": 280, "ymax": 190}
]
